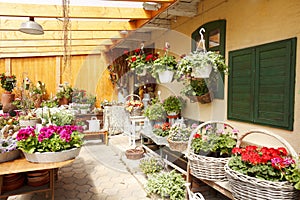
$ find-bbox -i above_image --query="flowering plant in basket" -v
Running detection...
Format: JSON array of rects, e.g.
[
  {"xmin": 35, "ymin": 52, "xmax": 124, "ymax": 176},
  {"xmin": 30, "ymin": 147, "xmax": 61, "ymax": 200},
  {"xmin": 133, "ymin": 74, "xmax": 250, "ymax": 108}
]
[
  {"xmin": 125, "ymin": 99, "xmax": 144, "ymax": 113},
  {"xmin": 153, "ymin": 122, "xmax": 171, "ymax": 137},
  {"xmin": 125, "ymin": 48, "xmax": 159, "ymax": 75},
  {"xmin": 191, "ymin": 124, "xmax": 238, "ymax": 157},
  {"xmin": 16, "ymin": 125, "xmax": 84, "ymax": 153},
  {"xmin": 229, "ymin": 145, "xmax": 300, "ymax": 189}
]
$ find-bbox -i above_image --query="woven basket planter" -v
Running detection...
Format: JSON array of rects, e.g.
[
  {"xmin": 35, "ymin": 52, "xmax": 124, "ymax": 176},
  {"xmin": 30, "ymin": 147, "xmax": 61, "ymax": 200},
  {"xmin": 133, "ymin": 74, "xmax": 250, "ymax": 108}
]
[
  {"xmin": 167, "ymin": 137, "xmax": 188, "ymax": 152},
  {"xmin": 225, "ymin": 130, "xmax": 300, "ymax": 200},
  {"xmin": 186, "ymin": 121, "xmax": 238, "ymax": 182},
  {"xmin": 125, "ymin": 147, "xmax": 144, "ymax": 160}
]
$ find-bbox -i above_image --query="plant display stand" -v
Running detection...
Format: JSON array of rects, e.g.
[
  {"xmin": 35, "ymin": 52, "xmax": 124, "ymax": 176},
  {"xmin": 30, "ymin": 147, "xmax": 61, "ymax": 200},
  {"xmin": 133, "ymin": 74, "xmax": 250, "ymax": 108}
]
[{"xmin": 0, "ymin": 158, "xmax": 74, "ymax": 200}]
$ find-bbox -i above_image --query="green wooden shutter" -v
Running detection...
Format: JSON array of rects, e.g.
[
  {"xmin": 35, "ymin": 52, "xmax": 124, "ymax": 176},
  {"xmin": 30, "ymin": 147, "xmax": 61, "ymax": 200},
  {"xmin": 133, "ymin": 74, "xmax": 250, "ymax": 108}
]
[
  {"xmin": 254, "ymin": 38, "xmax": 296, "ymax": 130},
  {"xmin": 228, "ymin": 48, "xmax": 255, "ymax": 121}
]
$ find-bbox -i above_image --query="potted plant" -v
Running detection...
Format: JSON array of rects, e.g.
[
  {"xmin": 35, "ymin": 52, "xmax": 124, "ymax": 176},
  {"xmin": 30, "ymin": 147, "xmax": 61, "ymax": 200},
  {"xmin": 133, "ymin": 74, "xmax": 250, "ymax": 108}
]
[
  {"xmin": 139, "ymin": 157, "xmax": 164, "ymax": 176},
  {"xmin": 143, "ymin": 99, "xmax": 166, "ymax": 122},
  {"xmin": 225, "ymin": 130, "xmax": 300, "ymax": 200},
  {"xmin": 151, "ymin": 44, "xmax": 178, "ymax": 83},
  {"xmin": 191, "ymin": 124, "xmax": 238, "ymax": 157},
  {"xmin": 30, "ymin": 81, "xmax": 46, "ymax": 108},
  {"xmin": 177, "ymin": 50, "xmax": 228, "ymax": 78},
  {"xmin": 0, "ymin": 73, "xmax": 17, "ymax": 108},
  {"xmin": 167, "ymin": 123, "xmax": 192, "ymax": 152},
  {"xmin": 162, "ymin": 95, "xmax": 184, "ymax": 116},
  {"xmin": 186, "ymin": 121, "xmax": 239, "ymax": 181},
  {"xmin": 181, "ymin": 79, "xmax": 212, "ymax": 104},
  {"xmin": 35, "ymin": 106, "xmax": 74, "ymax": 126},
  {"xmin": 145, "ymin": 170, "xmax": 186, "ymax": 200},
  {"xmin": 125, "ymin": 99, "xmax": 144, "ymax": 116},
  {"xmin": 0, "ymin": 135, "xmax": 20, "ymax": 163},
  {"xmin": 56, "ymin": 83, "xmax": 73, "ymax": 105},
  {"xmin": 19, "ymin": 112, "xmax": 41, "ymax": 127},
  {"xmin": 16, "ymin": 125, "xmax": 84, "ymax": 163},
  {"xmin": 126, "ymin": 48, "xmax": 159, "ymax": 76}
]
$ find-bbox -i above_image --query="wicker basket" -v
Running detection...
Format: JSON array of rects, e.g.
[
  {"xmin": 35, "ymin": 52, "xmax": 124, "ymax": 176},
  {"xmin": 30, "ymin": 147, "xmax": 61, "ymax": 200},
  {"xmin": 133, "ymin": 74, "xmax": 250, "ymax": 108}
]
[
  {"xmin": 125, "ymin": 147, "xmax": 144, "ymax": 160},
  {"xmin": 186, "ymin": 121, "xmax": 238, "ymax": 181},
  {"xmin": 167, "ymin": 137, "xmax": 188, "ymax": 152},
  {"xmin": 125, "ymin": 94, "xmax": 143, "ymax": 117},
  {"xmin": 224, "ymin": 130, "xmax": 300, "ymax": 200}
]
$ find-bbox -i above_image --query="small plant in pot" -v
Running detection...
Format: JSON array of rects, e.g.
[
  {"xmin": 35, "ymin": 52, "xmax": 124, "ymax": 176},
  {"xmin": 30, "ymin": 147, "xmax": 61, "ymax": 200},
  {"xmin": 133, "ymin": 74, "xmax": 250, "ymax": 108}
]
[
  {"xmin": 139, "ymin": 157, "xmax": 164, "ymax": 176},
  {"xmin": 181, "ymin": 79, "xmax": 212, "ymax": 104},
  {"xmin": 143, "ymin": 98, "xmax": 166, "ymax": 122},
  {"xmin": 145, "ymin": 170, "xmax": 186, "ymax": 200},
  {"xmin": 162, "ymin": 95, "xmax": 185, "ymax": 116},
  {"xmin": 56, "ymin": 83, "xmax": 73, "ymax": 105},
  {"xmin": 167, "ymin": 123, "xmax": 193, "ymax": 152}
]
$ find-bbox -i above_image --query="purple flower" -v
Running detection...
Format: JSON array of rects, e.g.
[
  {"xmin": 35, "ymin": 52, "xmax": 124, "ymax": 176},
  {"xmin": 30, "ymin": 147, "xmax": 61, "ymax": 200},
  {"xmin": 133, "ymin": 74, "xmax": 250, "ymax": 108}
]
[
  {"xmin": 38, "ymin": 126, "xmax": 55, "ymax": 142},
  {"xmin": 16, "ymin": 127, "xmax": 35, "ymax": 141},
  {"xmin": 205, "ymin": 125, "xmax": 212, "ymax": 130}
]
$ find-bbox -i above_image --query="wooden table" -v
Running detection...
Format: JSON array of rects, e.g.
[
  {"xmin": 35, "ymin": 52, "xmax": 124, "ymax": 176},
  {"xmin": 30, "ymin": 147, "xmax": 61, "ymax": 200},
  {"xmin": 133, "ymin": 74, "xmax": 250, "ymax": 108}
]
[{"xmin": 0, "ymin": 158, "xmax": 74, "ymax": 200}]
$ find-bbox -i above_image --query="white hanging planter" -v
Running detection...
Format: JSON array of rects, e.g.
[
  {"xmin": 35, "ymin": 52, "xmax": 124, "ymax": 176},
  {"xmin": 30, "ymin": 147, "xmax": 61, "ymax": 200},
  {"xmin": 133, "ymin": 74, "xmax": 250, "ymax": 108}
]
[
  {"xmin": 158, "ymin": 70, "xmax": 174, "ymax": 83},
  {"xmin": 192, "ymin": 63, "xmax": 213, "ymax": 78}
]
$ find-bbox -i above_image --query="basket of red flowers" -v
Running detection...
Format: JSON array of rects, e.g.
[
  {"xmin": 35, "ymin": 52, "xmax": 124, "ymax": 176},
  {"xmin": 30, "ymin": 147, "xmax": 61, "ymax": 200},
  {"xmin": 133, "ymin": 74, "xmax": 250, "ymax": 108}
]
[
  {"xmin": 225, "ymin": 129, "xmax": 300, "ymax": 200},
  {"xmin": 124, "ymin": 94, "xmax": 144, "ymax": 117}
]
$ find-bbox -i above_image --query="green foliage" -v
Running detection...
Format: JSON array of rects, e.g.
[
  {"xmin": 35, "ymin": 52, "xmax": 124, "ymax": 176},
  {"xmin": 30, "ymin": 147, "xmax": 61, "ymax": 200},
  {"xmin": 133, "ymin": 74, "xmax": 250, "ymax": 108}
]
[
  {"xmin": 191, "ymin": 124, "xmax": 238, "ymax": 156},
  {"xmin": 56, "ymin": 84, "xmax": 73, "ymax": 100},
  {"xmin": 0, "ymin": 73, "xmax": 17, "ymax": 92},
  {"xmin": 146, "ymin": 170, "xmax": 186, "ymax": 200},
  {"xmin": 176, "ymin": 50, "xmax": 228, "ymax": 78},
  {"xmin": 162, "ymin": 96, "xmax": 184, "ymax": 114},
  {"xmin": 40, "ymin": 99, "xmax": 58, "ymax": 108},
  {"xmin": 168, "ymin": 124, "xmax": 192, "ymax": 142},
  {"xmin": 16, "ymin": 125, "xmax": 84, "ymax": 153},
  {"xmin": 181, "ymin": 79, "xmax": 209, "ymax": 97},
  {"xmin": 143, "ymin": 100, "xmax": 166, "ymax": 121},
  {"xmin": 229, "ymin": 146, "xmax": 300, "ymax": 190},
  {"xmin": 139, "ymin": 157, "xmax": 164, "ymax": 175}
]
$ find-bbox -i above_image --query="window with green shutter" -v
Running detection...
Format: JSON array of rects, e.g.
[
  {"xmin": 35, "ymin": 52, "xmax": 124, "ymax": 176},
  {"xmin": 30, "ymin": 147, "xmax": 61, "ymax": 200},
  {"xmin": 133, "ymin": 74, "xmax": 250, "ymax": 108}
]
[{"xmin": 228, "ymin": 38, "xmax": 296, "ymax": 130}]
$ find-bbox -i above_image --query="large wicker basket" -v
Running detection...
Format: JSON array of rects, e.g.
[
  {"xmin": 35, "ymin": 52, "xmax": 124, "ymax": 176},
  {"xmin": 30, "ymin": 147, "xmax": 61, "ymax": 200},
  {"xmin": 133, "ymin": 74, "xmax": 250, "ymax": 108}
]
[
  {"xmin": 186, "ymin": 121, "xmax": 238, "ymax": 182},
  {"xmin": 224, "ymin": 130, "xmax": 300, "ymax": 200}
]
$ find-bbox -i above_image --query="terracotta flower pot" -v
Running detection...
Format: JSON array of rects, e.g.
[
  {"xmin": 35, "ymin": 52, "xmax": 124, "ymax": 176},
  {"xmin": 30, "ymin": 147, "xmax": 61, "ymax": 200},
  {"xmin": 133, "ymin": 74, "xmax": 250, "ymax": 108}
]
[{"xmin": 1, "ymin": 92, "xmax": 15, "ymax": 108}]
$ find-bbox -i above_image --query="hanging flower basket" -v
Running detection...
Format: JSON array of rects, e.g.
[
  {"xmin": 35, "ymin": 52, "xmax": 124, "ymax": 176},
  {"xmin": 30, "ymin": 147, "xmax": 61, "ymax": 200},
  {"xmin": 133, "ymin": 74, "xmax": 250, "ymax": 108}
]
[
  {"xmin": 187, "ymin": 92, "xmax": 213, "ymax": 104},
  {"xmin": 158, "ymin": 70, "xmax": 174, "ymax": 83},
  {"xmin": 192, "ymin": 63, "xmax": 213, "ymax": 78}
]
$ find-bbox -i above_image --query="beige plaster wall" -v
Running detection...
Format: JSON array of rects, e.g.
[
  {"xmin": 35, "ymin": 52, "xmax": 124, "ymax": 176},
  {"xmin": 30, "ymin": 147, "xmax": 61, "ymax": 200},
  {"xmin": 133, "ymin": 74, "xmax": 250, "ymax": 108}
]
[{"xmin": 169, "ymin": 0, "xmax": 300, "ymax": 153}]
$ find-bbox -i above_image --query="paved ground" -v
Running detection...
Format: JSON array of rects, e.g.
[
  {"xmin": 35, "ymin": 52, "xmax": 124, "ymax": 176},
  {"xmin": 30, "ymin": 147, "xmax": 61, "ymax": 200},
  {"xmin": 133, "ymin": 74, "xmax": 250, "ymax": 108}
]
[
  {"xmin": 6, "ymin": 135, "xmax": 230, "ymax": 200},
  {"xmin": 7, "ymin": 136, "xmax": 150, "ymax": 200}
]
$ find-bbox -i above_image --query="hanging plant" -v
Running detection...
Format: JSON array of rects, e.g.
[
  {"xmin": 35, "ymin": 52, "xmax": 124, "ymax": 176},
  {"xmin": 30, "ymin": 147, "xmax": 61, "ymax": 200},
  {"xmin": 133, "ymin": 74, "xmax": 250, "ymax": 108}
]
[{"xmin": 151, "ymin": 42, "xmax": 178, "ymax": 83}]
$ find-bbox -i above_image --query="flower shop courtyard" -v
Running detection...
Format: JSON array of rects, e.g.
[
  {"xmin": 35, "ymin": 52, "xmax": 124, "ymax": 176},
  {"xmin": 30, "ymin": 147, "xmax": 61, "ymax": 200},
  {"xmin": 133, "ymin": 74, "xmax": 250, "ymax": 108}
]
[{"xmin": 6, "ymin": 135, "xmax": 230, "ymax": 200}]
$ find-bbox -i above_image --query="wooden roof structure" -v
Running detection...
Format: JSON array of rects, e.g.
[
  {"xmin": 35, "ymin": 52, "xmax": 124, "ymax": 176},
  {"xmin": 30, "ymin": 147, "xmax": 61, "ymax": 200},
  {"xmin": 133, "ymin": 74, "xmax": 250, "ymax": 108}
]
[{"xmin": 0, "ymin": 0, "xmax": 180, "ymax": 58}]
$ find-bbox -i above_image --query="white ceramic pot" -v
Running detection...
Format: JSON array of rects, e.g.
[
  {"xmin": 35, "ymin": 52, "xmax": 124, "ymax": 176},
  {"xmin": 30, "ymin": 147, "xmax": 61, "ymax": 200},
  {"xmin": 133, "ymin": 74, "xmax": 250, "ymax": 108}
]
[
  {"xmin": 192, "ymin": 64, "xmax": 213, "ymax": 78},
  {"xmin": 158, "ymin": 70, "xmax": 174, "ymax": 83}
]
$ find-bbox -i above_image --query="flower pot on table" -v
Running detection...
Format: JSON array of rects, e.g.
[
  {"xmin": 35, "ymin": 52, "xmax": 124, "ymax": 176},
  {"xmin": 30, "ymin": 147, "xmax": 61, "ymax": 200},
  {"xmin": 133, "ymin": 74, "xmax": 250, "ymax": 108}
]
[
  {"xmin": 22, "ymin": 148, "xmax": 81, "ymax": 163},
  {"xmin": 0, "ymin": 150, "xmax": 20, "ymax": 163},
  {"xmin": 1, "ymin": 92, "xmax": 15, "ymax": 109}
]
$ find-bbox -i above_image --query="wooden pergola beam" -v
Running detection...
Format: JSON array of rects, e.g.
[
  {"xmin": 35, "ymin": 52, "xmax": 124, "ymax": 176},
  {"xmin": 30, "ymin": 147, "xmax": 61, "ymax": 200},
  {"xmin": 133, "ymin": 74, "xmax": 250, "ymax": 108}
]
[
  {"xmin": 0, "ymin": 2, "xmax": 151, "ymax": 19},
  {"xmin": 0, "ymin": 31, "xmax": 124, "ymax": 40},
  {"xmin": 0, "ymin": 19, "xmax": 137, "ymax": 31}
]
